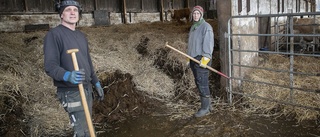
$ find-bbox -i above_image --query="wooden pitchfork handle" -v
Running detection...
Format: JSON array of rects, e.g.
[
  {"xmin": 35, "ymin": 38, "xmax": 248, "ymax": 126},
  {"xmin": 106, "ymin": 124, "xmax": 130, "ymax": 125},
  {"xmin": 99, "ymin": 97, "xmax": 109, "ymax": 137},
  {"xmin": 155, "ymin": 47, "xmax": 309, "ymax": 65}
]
[
  {"xmin": 67, "ymin": 49, "xmax": 96, "ymax": 137},
  {"xmin": 165, "ymin": 42, "xmax": 230, "ymax": 79}
]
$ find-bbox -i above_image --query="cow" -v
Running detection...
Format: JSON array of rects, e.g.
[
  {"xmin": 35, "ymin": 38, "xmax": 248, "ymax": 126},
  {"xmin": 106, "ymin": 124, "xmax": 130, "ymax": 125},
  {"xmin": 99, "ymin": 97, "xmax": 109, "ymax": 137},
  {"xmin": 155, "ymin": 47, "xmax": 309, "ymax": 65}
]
[
  {"xmin": 279, "ymin": 17, "xmax": 320, "ymax": 53},
  {"xmin": 292, "ymin": 17, "xmax": 320, "ymax": 52},
  {"xmin": 168, "ymin": 8, "xmax": 191, "ymax": 23}
]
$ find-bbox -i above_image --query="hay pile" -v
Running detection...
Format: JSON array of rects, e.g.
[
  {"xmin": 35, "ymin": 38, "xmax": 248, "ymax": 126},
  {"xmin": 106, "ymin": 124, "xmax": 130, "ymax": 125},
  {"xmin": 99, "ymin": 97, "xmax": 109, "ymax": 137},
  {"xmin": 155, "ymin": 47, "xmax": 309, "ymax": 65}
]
[
  {"xmin": 0, "ymin": 31, "xmax": 70, "ymax": 136},
  {"xmin": 242, "ymin": 54, "xmax": 320, "ymax": 122},
  {"xmin": 82, "ymin": 22, "xmax": 195, "ymax": 100},
  {"xmin": 0, "ymin": 21, "xmax": 200, "ymax": 136}
]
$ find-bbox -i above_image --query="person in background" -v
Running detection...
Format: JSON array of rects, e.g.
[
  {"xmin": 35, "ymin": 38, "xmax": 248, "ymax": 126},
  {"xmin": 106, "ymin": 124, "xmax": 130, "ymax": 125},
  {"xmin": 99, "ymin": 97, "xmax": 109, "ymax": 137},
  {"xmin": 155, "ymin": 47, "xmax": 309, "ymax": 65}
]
[
  {"xmin": 43, "ymin": 0, "xmax": 104, "ymax": 136},
  {"xmin": 187, "ymin": 5, "xmax": 214, "ymax": 118}
]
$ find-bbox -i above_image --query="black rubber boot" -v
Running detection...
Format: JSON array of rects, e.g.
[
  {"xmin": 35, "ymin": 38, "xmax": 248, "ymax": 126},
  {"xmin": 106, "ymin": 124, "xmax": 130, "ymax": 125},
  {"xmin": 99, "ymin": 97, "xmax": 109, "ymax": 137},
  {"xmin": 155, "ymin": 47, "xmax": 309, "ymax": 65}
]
[{"xmin": 194, "ymin": 97, "xmax": 211, "ymax": 117}]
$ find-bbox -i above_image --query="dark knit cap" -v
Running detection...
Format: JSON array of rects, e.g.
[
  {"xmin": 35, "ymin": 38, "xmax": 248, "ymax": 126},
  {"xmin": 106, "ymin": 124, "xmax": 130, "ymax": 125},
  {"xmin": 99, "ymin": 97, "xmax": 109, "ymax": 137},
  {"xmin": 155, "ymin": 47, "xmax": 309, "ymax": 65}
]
[{"xmin": 58, "ymin": 0, "xmax": 81, "ymax": 17}]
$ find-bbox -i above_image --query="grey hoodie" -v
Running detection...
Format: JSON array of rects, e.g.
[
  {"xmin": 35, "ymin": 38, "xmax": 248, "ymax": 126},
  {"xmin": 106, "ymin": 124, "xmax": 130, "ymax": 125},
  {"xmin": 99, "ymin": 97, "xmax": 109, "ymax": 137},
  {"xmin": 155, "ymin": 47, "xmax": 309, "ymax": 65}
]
[{"xmin": 187, "ymin": 20, "xmax": 214, "ymax": 59}]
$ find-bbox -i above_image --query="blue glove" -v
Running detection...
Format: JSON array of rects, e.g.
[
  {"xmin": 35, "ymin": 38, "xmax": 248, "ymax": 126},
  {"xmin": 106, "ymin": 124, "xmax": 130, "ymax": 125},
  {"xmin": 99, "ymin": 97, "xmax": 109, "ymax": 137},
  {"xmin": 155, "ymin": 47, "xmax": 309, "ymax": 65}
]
[
  {"xmin": 63, "ymin": 70, "xmax": 85, "ymax": 84},
  {"xmin": 95, "ymin": 82, "xmax": 104, "ymax": 101}
]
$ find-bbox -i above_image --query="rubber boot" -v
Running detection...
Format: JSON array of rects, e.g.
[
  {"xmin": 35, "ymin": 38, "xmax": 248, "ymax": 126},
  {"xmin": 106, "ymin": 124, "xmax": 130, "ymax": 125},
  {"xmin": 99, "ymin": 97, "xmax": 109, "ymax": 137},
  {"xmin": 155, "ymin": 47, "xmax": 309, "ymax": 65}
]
[{"xmin": 194, "ymin": 97, "xmax": 211, "ymax": 117}]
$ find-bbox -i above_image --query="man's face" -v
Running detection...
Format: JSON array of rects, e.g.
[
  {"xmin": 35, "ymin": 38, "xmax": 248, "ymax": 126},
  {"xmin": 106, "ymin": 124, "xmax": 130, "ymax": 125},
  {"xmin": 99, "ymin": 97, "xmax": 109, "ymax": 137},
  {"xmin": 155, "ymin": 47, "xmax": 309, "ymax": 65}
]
[
  {"xmin": 192, "ymin": 10, "xmax": 201, "ymax": 22},
  {"xmin": 61, "ymin": 6, "xmax": 79, "ymax": 24}
]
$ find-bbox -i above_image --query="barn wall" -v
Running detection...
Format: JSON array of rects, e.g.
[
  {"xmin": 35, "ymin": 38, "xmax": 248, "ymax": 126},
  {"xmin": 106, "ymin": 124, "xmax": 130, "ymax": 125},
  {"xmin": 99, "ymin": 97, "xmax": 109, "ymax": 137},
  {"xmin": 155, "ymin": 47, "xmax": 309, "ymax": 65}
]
[
  {"xmin": 0, "ymin": 0, "xmax": 215, "ymax": 32},
  {"xmin": 0, "ymin": 12, "xmax": 166, "ymax": 32},
  {"xmin": 0, "ymin": 0, "xmax": 24, "ymax": 12},
  {"xmin": 0, "ymin": 0, "xmax": 211, "ymax": 32},
  {"xmin": 0, "ymin": 14, "xmax": 93, "ymax": 32},
  {"xmin": 141, "ymin": 0, "xmax": 159, "ymax": 12}
]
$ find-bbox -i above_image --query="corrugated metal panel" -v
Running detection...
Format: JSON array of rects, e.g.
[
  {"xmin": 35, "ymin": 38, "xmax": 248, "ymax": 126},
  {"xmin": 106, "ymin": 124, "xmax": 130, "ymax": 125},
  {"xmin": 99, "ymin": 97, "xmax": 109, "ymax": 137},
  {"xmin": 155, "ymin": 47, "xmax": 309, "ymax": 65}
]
[{"xmin": 0, "ymin": 0, "xmax": 24, "ymax": 12}]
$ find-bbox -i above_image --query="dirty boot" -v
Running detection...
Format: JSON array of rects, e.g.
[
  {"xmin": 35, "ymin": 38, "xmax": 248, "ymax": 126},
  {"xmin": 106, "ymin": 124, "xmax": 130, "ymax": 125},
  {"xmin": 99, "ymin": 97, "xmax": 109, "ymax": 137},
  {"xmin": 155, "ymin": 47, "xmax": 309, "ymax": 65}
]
[{"xmin": 194, "ymin": 97, "xmax": 211, "ymax": 117}]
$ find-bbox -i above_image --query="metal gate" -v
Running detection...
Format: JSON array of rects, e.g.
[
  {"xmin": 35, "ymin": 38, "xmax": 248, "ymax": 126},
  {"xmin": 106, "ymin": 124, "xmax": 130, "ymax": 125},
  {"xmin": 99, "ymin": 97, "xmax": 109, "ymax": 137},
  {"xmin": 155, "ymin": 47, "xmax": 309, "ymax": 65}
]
[{"xmin": 226, "ymin": 12, "xmax": 320, "ymax": 111}]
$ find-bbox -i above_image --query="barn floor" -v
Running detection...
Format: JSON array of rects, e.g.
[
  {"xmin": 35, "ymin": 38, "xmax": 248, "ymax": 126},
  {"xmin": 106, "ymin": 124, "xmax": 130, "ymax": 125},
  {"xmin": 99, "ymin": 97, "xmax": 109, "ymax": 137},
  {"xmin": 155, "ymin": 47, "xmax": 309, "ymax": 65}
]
[{"xmin": 0, "ymin": 19, "xmax": 319, "ymax": 137}]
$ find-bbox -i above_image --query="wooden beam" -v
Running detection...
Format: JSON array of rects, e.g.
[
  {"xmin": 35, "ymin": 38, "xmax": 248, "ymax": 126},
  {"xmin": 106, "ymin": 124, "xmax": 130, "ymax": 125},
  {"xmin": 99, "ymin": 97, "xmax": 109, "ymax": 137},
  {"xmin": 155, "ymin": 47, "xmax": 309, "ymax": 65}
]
[
  {"xmin": 282, "ymin": 0, "xmax": 284, "ymax": 12},
  {"xmin": 172, "ymin": 0, "xmax": 174, "ymax": 9},
  {"xmin": 160, "ymin": 0, "xmax": 164, "ymax": 22},
  {"xmin": 94, "ymin": 0, "xmax": 98, "ymax": 10},
  {"xmin": 246, "ymin": 0, "xmax": 250, "ymax": 13},
  {"xmin": 217, "ymin": 0, "xmax": 232, "ymax": 93},
  {"xmin": 122, "ymin": 0, "xmax": 127, "ymax": 24},
  {"xmin": 186, "ymin": 0, "xmax": 189, "ymax": 8},
  {"xmin": 24, "ymin": 0, "xmax": 28, "ymax": 12},
  {"xmin": 238, "ymin": 0, "xmax": 242, "ymax": 14},
  {"xmin": 141, "ymin": 0, "xmax": 144, "ymax": 11},
  {"xmin": 278, "ymin": 0, "xmax": 280, "ymax": 13}
]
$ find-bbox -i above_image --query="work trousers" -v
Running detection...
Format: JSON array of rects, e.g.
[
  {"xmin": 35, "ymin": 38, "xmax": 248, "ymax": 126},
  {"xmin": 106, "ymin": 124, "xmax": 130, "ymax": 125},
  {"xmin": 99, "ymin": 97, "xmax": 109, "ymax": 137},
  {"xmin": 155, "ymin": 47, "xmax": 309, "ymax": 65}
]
[
  {"xmin": 190, "ymin": 55, "xmax": 212, "ymax": 97},
  {"xmin": 57, "ymin": 87, "xmax": 94, "ymax": 137}
]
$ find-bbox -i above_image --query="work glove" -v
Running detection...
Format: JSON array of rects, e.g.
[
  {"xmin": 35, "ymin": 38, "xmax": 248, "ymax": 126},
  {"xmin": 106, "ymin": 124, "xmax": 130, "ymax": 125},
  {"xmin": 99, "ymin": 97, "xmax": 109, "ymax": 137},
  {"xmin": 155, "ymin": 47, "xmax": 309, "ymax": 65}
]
[
  {"xmin": 95, "ymin": 82, "xmax": 104, "ymax": 101},
  {"xmin": 199, "ymin": 57, "xmax": 210, "ymax": 68},
  {"xmin": 63, "ymin": 69, "xmax": 85, "ymax": 84}
]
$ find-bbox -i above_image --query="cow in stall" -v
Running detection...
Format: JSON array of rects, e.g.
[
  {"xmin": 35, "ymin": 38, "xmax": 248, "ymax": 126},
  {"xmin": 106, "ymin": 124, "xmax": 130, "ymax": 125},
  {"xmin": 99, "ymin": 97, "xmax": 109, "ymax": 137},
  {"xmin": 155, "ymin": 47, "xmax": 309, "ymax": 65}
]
[
  {"xmin": 168, "ymin": 8, "xmax": 191, "ymax": 24},
  {"xmin": 291, "ymin": 17, "xmax": 320, "ymax": 52}
]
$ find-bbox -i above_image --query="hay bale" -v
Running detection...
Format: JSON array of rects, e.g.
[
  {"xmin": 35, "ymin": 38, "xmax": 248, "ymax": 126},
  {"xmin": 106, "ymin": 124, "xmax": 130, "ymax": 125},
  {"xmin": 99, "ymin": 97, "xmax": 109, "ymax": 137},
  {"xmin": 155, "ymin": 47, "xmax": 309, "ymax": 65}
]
[{"xmin": 242, "ymin": 54, "xmax": 320, "ymax": 121}]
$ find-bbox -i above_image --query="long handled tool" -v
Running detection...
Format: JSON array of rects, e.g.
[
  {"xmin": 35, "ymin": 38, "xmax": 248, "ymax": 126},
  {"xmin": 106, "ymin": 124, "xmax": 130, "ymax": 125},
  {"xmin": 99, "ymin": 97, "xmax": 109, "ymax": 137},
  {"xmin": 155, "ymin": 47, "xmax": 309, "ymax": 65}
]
[
  {"xmin": 67, "ymin": 49, "xmax": 96, "ymax": 137},
  {"xmin": 165, "ymin": 42, "xmax": 230, "ymax": 79}
]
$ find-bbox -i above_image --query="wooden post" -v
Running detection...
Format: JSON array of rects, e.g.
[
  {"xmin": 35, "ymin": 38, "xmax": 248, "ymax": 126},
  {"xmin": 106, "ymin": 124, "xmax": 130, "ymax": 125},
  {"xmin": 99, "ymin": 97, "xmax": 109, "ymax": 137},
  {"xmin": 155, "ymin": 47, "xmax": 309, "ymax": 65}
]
[
  {"xmin": 172, "ymin": 0, "xmax": 174, "ymax": 8},
  {"xmin": 94, "ymin": 0, "xmax": 98, "ymax": 10},
  {"xmin": 24, "ymin": 0, "xmax": 28, "ymax": 12},
  {"xmin": 122, "ymin": 0, "xmax": 127, "ymax": 24},
  {"xmin": 141, "ymin": 0, "xmax": 144, "ymax": 11},
  {"xmin": 186, "ymin": 0, "xmax": 189, "ymax": 8},
  {"xmin": 160, "ymin": 0, "xmax": 164, "ymax": 22},
  {"xmin": 217, "ymin": 0, "xmax": 232, "ymax": 100}
]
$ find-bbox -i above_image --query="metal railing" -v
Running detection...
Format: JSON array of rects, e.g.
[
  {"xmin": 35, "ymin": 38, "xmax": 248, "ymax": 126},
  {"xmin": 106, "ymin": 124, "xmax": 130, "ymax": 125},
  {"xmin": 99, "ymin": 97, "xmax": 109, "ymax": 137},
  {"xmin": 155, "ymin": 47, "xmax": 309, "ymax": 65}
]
[{"xmin": 226, "ymin": 12, "xmax": 320, "ymax": 111}]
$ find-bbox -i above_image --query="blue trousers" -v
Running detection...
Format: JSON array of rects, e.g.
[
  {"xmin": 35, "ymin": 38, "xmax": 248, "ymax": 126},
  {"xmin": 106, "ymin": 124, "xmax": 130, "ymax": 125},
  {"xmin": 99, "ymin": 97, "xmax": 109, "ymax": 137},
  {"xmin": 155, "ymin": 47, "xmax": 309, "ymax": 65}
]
[{"xmin": 190, "ymin": 55, "xmax": 212, "ymax": 97}]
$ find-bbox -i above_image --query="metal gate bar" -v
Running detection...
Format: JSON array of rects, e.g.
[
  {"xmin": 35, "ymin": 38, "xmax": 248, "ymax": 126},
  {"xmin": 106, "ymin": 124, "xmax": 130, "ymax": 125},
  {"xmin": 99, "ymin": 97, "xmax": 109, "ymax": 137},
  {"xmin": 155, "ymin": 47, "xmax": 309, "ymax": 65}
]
[{"xmin": 226, "ymin": 12, "xmax": 320, "ymax": 111}]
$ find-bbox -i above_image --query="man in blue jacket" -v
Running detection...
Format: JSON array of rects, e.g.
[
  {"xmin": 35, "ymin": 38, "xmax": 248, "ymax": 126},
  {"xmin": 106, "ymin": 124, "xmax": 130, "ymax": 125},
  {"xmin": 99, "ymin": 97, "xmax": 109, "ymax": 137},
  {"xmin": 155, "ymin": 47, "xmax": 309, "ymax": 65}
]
[{"xmin": 43, "ymin": 0, "xmax": 104, "ymax": 136}]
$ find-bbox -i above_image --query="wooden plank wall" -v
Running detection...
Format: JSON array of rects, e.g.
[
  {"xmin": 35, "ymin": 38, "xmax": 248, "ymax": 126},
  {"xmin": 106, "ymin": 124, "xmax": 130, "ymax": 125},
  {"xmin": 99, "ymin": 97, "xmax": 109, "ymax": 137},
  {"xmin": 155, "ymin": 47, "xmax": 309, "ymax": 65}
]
[
  {"xmin": 0, "ymin": 0, "xmax": 209, "ymax": 14},
  {"xmin": 0, "ymin": 0, "xmax": 24, "ymax": 12}
]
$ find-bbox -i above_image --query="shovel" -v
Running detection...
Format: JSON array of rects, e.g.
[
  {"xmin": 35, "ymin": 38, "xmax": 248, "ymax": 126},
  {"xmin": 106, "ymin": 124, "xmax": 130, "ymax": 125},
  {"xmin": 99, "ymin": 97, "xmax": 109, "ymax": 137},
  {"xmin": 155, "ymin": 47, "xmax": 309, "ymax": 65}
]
[
  {"xmin": 165, "ymin": 42, "xmax": 230, "ymax": 79},
  {"xmin": 67, "ymin": 49, "xmax": 96, "ymax": 137}
]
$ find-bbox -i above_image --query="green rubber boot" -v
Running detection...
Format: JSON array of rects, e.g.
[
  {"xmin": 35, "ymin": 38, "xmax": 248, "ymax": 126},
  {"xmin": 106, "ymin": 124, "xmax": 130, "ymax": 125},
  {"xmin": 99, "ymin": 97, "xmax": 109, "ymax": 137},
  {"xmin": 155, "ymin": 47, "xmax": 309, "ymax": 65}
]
[{"xmin": 194, "ymin": 97, "xmax": 211, "ymax": 118}]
